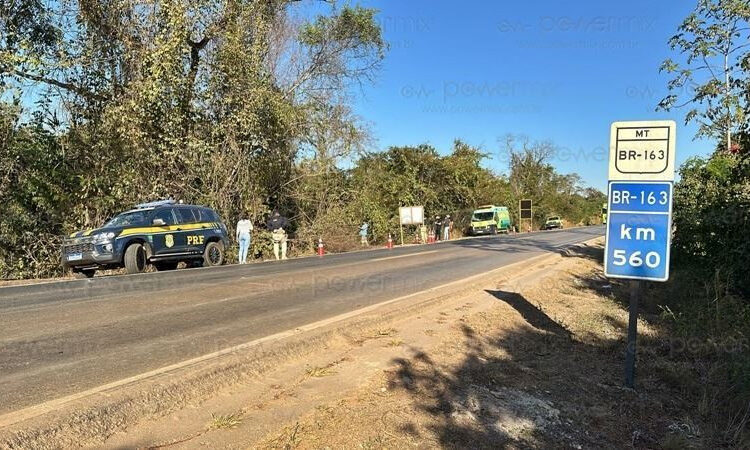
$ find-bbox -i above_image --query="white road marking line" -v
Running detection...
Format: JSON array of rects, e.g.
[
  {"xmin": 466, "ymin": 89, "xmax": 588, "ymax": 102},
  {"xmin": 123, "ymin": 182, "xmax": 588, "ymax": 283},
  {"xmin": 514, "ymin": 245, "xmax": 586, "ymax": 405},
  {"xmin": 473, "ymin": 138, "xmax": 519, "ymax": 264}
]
[{"xmin": 372, "ymin": 250, "xmax": 438, "ymax": 262}]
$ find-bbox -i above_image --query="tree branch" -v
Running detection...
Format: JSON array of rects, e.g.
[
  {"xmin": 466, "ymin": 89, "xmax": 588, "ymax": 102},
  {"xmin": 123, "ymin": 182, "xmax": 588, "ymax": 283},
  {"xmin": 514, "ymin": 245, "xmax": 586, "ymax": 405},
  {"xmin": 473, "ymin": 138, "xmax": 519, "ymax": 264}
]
[{"xmin": 10, "ymin": 69, "xmax": 108, "ymax": 101}]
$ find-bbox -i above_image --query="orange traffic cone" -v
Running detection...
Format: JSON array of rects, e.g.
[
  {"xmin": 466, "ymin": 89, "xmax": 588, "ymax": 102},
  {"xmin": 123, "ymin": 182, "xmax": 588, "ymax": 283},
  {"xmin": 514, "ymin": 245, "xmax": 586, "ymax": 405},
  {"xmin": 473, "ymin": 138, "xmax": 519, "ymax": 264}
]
[
  {"xmin": 317, "ymin": 237, "xmax": 325, "ymax": 256},
  {"xmin": 386, "ymin": 234, "xmax": 394, "ymax": 249}
]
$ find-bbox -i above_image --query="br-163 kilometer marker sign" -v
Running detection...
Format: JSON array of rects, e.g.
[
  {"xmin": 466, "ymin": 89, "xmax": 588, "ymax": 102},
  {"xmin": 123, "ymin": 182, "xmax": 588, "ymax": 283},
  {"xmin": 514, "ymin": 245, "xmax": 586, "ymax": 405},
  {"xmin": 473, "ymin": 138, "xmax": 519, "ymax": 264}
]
[{"xmin": 605, "ymin": 120, "xmax": 676, "ymax": 282}]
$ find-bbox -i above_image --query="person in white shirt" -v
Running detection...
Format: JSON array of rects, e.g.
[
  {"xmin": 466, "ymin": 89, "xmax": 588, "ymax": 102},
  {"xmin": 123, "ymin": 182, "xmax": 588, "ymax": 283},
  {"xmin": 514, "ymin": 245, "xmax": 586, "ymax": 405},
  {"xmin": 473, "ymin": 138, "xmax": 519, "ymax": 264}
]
[{"xmin": 236, "ymin": 218, "xmax": 254, "ymax": 264}]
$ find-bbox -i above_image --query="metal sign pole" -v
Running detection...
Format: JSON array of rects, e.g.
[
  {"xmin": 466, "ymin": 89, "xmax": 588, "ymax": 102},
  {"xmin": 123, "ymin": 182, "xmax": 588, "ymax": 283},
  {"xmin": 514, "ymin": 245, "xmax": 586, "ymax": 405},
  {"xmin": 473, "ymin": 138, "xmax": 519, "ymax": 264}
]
[
  {"xmin": 399, "ymin": 224, "xmax": 404, "ymax": 246},
  {"xmin": 624, "ymin": 279, "xmax": 642, "ymax": 388}
]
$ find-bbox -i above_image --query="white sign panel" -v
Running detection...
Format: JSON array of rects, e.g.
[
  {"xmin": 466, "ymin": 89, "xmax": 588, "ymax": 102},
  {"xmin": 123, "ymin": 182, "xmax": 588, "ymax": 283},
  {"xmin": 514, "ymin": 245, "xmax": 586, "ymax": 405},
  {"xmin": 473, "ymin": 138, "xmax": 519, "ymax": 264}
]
[
  {"xmin": 608, "ymin": 120, "xmax": 676, "ymax": 181},
  {"xmin": 399, "ymin": 206, "xmax": 424, "ymax": 225},
  {"xmin": 605, "ymin": 120, "xmax": 676, "ymax": 282}
]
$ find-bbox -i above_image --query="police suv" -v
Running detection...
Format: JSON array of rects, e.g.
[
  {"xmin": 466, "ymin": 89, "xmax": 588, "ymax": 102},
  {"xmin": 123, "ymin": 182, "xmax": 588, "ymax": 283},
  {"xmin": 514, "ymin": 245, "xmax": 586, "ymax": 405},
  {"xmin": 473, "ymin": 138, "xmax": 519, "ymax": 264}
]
[{"xmin": 62, "ymin": 200, "xmax": 230, "ymax": 278}]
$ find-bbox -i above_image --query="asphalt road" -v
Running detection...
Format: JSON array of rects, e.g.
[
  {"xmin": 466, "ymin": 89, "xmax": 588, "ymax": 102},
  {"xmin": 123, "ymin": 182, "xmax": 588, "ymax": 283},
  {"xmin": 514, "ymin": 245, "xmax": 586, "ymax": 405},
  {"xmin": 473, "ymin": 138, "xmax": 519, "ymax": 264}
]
[{"xmin": 0, "ymin": 227, "xmax": 603, "ymax": 417}]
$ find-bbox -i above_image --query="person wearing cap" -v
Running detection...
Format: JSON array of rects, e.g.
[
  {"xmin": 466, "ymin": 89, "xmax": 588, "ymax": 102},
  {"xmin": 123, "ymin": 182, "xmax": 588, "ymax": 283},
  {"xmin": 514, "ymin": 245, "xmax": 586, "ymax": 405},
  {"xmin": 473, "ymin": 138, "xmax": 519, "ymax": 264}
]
[
  {"xmin": 266, "ymin": 210, "xmax": 289, "ymax": 260},
  {"xmin": 433, "ymin": 215, "xmax": 442, "ymax": 241}
]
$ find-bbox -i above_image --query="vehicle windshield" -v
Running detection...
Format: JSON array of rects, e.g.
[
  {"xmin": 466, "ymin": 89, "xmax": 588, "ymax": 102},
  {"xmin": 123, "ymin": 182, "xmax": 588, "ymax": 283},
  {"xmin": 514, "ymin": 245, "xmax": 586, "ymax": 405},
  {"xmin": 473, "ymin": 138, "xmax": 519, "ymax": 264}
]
[
  {"xmin": 472, "ymin": 212, "xmax": 494, "ymax": 221},
  {"xmin": 104, "ymin": 210, "xmax": 151, "ymax": 228},
  {"xmin": 547, "ymin": 217, "xmax": 559, "ymax": 221}
]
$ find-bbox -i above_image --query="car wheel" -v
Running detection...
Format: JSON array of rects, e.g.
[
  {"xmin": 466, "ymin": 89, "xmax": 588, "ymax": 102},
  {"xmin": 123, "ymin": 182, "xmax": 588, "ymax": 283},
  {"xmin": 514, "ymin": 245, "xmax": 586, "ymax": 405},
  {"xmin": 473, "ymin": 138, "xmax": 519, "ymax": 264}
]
[
  {"xmin": 124, "ymin": 243, "xmax": 147, "ymax": 274},
  {"xmin": 203, "ymin": 241, "xmax": 224, "ymax": 267},
  {"xmin": 154, "ymin": 262, "xmax": 178, "ymax": 271},
  {"xmin": 490, "ymin": 225, "xmax": 498, "ymax": 235}
]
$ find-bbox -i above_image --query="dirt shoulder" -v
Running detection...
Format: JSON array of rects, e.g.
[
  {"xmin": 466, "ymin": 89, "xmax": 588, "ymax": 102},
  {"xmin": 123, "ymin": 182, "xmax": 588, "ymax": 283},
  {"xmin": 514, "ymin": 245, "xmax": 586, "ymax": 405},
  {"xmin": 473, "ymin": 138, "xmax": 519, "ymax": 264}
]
[{"xmin": 91, "ymin": 239, "xmax": 699, "ymax": 449}]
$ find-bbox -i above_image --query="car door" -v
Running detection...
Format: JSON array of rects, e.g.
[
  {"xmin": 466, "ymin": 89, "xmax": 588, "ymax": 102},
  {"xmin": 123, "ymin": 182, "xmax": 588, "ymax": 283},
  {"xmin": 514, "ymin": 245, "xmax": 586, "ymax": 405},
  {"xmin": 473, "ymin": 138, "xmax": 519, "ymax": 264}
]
[
  {"xmin": 175, "ymin": 207, "xmax": 204, "ymax": 255},
  {"xmin": 151, "ymin": 208, "xmax": 184, "ymax": 256}
]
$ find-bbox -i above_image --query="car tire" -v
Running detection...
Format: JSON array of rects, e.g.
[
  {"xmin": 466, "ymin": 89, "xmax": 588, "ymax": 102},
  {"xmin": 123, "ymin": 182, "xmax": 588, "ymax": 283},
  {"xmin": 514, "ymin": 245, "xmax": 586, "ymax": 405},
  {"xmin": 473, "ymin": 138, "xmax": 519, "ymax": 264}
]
[
  {"xmin": 74, "ymin": 269, "xmax": 96, "ymax": 279},
  {"xmin": 124, "ymin": 243, "xmax": 147, "ymax": 274},
  {"xmin": 154, "ymin": 262, "xmax": 178, "ymax": 271},
  {"xmin": 490, "ymin": 225, "xmax": 498, "ymax": 235},
  {"xmin": 203, "ymin": 241, "xmax": 224, "ymax": 267}
]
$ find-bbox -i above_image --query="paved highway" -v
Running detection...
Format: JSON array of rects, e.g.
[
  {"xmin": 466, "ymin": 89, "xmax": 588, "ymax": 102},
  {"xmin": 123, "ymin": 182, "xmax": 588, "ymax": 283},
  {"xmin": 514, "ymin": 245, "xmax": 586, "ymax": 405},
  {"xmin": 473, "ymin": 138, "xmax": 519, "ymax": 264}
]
[{"xmin": 0, "ymin": 227, "xmax": 602, "ymax": 417}]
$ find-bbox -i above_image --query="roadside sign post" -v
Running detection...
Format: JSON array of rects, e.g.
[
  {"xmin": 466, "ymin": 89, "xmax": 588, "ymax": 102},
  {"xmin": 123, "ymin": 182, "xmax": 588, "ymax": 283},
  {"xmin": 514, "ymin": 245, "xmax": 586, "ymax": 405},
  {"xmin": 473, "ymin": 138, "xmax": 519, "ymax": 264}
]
[
  {"xmin": 604, "ymin": 120, "xmax": 676, "ymax": 389},
  {"xmin": 399, "ymin": 206, "xmax": 424, "ymax": 246},
  {"xmin": 519, "ymin": 199, "xmax": 532, "ymax": 232},
  {"xmin": 624, "ymin": 279, "xmax": 641, "ymax": 388}
]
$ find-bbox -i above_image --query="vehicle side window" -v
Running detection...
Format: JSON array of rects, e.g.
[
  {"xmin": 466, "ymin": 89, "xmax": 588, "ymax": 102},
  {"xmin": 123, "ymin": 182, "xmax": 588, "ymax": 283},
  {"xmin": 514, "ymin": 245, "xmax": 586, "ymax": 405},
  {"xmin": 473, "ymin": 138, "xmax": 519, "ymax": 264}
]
[
  {"xmin": 196, "ymin": 208, "xmax": 210, "ymax": 222},
  {"xmin": 202, "ymin": 208, "xmax": 217, "ymax": 222},
  {"xmin": 188, "ymin": 207, "xmax": 202, "ymax": 222},
  {"xmin": 152, "ymin": 208, "xmax": 176, "ymax": 226},
  {"xmin": 175, "ymin": 208, "xmax": 196, "ymax": 224}
]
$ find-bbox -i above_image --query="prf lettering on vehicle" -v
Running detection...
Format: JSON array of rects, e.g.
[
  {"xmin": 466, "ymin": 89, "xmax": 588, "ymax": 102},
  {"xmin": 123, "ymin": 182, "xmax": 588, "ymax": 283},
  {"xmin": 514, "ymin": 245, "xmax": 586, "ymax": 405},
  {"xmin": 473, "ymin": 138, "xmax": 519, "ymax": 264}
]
[{"xmin": 187, "ymin": 235, "xmax": 205, "ymax": 245}]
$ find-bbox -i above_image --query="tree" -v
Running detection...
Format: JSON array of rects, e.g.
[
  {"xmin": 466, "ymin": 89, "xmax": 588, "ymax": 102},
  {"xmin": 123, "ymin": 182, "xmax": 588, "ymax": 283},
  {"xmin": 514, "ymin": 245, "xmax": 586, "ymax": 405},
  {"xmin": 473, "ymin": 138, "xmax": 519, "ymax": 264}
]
[
  {"xmin": 0, "ymin": 1, "xmax": 386, "ymax": 278},
  {"xmin": 502, "ymin": 134, "xmax": 604, "ymax": 227},
  {"xmin": 658, "ymin": 0, "xmax": 750, "ymax": 151}
]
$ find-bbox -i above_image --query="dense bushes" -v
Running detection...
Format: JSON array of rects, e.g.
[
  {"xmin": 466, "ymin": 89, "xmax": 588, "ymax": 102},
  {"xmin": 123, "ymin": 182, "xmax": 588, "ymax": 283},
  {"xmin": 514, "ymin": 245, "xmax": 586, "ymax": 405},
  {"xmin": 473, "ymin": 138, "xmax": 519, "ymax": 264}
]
[
  {"xmin": 655, "ymin": 143, "xmax": 750, "ymax": 446},
  {"xmin": 673, "ymin": 148, "xmax": 750, "ymax": 296}
]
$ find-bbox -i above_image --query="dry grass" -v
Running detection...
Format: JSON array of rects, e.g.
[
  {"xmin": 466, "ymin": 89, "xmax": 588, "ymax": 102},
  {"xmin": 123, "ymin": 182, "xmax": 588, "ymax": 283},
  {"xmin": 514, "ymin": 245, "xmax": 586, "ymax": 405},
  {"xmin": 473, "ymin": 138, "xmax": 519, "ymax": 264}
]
[
  {"xmin": 208, "ymin": 412, "xmax": 243, "ymax": 430},
  {"xmin": 385, "ymin": 339, "xmax": 403, "ymax": 347},
  {"xmin": 305, "ymin": 365, "xmax": 336, "ymax": 378},
  {"xmin": 373, "ymin": 328, "xmax": 397, "ymax": 338}
]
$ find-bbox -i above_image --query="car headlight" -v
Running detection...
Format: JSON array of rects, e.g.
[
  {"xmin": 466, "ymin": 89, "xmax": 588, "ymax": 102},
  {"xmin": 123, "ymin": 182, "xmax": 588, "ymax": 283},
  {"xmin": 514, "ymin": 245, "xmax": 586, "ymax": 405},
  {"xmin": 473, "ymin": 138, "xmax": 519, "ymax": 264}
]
[{"xmin": 92, "ymin": 232, "xmax": 117, "ymax": 244}]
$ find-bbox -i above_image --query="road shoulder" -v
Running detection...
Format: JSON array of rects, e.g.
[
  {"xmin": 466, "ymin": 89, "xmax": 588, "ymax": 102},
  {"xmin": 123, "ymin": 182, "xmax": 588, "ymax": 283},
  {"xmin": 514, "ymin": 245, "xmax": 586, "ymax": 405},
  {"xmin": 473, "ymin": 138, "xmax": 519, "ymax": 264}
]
[{"xmin": 102, "ymin": 238, "xmax": 670, "ymax": 449}]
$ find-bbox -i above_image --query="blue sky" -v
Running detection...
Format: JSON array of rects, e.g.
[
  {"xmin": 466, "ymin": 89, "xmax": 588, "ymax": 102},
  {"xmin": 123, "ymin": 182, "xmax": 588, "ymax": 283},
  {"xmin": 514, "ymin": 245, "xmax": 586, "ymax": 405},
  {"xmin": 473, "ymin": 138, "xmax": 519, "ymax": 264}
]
[{"xmin": 315, "ymin": 0, "xmax": 712, "ymax": 191}]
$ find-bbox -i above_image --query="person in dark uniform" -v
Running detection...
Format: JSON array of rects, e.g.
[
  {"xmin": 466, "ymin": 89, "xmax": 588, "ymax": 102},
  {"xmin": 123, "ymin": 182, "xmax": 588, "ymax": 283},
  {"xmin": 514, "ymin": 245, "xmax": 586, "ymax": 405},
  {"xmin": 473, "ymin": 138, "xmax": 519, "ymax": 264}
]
[
  {"xmin": 266, "ymin": 210, "xmax": 289, "ymax": 260},
  {"xmin": 434, "ymin": 215, "xmax": 443, "ymax": 241}
]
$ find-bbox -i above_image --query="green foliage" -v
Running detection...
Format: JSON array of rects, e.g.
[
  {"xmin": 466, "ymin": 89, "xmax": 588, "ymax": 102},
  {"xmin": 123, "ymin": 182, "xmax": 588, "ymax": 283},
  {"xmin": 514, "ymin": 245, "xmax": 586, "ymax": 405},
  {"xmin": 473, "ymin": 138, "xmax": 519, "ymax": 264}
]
[
  {"xmin": 289, "ymin": 140, "xmax": 604, "ymax": 252},
  {"xmin": 299, "ymin": 5, "xmax": 386, "ymax": 57},
  {"xmin": 656, "ymin": 4, "xmax": 750, "ymax": 445},
  {"xmin": 0, "ymin": 1, "xmax": 386, "ymax": 278},
  {"xmin": 658, "ymin": 0, "xmax": 750, "ymax": 144},
  {"xmin": 503, "ymin": 135, "xmax": 606, "ymax": 228},
  {"xmin": 0, "ymin": 101, "xmax": 71, "ymax": 278},
  {"xmin": 673, "ymin": 149, "xmax": 750, "ymax": 296}
]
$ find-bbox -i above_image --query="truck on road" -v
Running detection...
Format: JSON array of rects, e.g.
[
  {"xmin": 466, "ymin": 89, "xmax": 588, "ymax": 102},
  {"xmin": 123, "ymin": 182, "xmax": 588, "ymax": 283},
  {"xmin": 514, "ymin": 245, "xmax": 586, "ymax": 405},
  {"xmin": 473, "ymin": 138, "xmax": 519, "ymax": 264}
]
[{"xmin": 469, "ymin": 205, "xmax": 512, "ymax": 235}]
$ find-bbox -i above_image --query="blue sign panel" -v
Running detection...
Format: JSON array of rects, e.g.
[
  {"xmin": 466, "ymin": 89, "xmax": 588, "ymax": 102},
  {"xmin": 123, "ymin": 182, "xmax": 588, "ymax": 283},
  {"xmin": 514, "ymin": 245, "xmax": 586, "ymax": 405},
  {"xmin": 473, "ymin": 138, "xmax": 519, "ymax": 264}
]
[{"xmin": 604, "ymin": 181, "xmax": 673, "ymax": 281}]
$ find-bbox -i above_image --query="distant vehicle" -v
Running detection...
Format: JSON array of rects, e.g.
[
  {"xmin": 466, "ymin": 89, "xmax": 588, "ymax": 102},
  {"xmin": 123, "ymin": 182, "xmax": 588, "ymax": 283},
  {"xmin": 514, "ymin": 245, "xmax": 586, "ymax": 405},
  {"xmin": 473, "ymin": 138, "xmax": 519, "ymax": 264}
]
[
  {"xmin": 469, "ymin": 205, "xmax": 512, "ymax": 235},
  {"xmin": 602, "ymin": 203, "xmax": 608, "ymax": 224},
  {"xmin": 542, "ymin": 216, "xmax": 563, "ymax": 230},
  {"xmin": 62, "ymin": 200, "xmax": 229, "ymax": 278}
]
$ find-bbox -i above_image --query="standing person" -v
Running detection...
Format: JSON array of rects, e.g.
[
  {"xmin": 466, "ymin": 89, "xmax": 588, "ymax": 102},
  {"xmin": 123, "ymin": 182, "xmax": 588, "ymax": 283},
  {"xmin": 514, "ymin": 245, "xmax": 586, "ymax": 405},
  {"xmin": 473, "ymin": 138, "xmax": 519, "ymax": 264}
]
[
  {"xmin": 236, "ymin": 216, "xmax": 254, "ymax": 264},
  {"xmin": 419, "ymin": 223, "xmax": 428, "ymax": 243},
  {"xmin": 443, "ymin": 214, "xmax": 451, "ymax": 241},
  {"xmin": 359, "ymin": 222, "xmax": 369, "ymax": 247},
  {"xmin": 266, "ymin": 210, "xmax": 289, "ymax": 260},
  {"xmin": 433, "ymin": 215, "xmax": 442, "ymax": 241}
]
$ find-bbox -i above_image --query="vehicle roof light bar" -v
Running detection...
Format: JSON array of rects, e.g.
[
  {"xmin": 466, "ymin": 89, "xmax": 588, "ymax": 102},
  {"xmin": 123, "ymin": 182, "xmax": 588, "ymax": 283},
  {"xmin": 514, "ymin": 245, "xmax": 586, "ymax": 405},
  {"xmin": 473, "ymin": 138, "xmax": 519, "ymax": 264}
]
[{"xmin": 135, "ymin": 199, "xmax": 176, "ymax": 209}]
